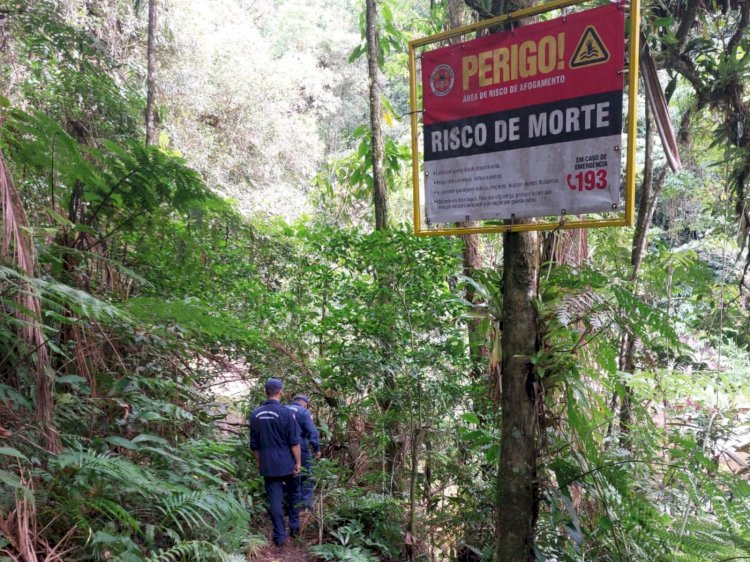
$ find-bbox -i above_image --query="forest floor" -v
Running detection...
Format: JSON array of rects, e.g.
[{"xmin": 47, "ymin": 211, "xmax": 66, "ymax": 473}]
[
  {"xmin": 254, "ymin": 514, "xmax": 317, "ymax": 561},
  {"xmin": 255, "ymin": 540, "xmax": 310, "ymax": 562}
]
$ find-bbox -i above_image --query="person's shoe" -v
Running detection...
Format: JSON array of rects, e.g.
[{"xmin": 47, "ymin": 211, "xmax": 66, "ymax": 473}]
[{"xmin": 289, "ymin": 528, "xmax": 299, "ymax": 538}]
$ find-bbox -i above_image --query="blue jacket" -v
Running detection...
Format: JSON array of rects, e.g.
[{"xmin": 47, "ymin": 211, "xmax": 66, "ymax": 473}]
[
  {"xmin": 249, "ymin": 399, "xmax": 300, "ymax": 477},
  {"xmin": 286, "ymin": 402, "xmax": 320, "ymax": 459}
]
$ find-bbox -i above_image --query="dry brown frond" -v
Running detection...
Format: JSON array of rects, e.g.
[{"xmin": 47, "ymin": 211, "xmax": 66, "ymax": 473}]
[
  {"xmin": 0, "ymin": 468, "xmax": 76, "ymax": 562},
  {"xmin": 0, "ymin": 469, "xmax": 38, "ymax": 562},
  {"xmin": 0, "ymin": 149, "xmax": 60, "ymax": 453},
  {"xmin": 69, "ymin": 320, "xmax": 102, "ymax": 395}
]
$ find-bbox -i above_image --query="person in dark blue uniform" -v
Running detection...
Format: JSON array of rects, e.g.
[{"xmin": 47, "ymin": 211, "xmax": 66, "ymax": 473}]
[
  {"xmin": 249, "ymin": 378, "xmax": 301, "ymax": 547},
  {"xmin": 286, "ymin": 394, "xmax": 320, "ymax": 509}
]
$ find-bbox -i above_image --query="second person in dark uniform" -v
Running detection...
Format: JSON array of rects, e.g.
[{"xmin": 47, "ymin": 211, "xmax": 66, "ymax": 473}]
[{"xmin": 286, "ymin": 394, "xmax": 320, "ymax": 509}]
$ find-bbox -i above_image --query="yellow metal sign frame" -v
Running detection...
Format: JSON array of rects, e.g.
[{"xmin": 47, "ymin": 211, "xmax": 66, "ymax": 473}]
[{"xmin": 408, "ymin": 0, "xmax": 641, "ymax": 236}]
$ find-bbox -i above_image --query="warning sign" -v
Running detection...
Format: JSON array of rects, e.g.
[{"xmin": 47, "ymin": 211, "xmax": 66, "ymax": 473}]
[
  {"xmin": 570, "ymin": 26, "xmax": 610, "ymax": 68},
  {"xmin": 420, "ymin": 4, "xmax": 624, "ymax": 224}
]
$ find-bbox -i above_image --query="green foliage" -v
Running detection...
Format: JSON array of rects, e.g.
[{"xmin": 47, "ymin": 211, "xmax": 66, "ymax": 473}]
[
  {"xmin": 313, "ymin": 126, "xmax": 411, "ymax": 223},
  {"xmin": 145, "ymin": 541, "xmax": 242, "ymax": 562},
  {"xmin": 5, "ymin": 1, "xmax": 142, "ymax": 139},
  {"xmin": 310, "ymin": 544, "xmax": 378, "ymax": 562},
  {"xmin": 350, "ymin": 0, "xmax": 407, "ymax": 69},
  {"xmin": 658, "ymin": 480, "xmax": 750, "ymax": 561},
  {"xmin": 320, "ymin": 489, "xmax": 402, "ymax": 557},
  {"xmin": 156, "ymin": 490, "xmax": 246, "ymax": 535},
  {"xmin": 0, "ymin": 46, "xmax": 253, "ymax": 557},
  {"xmin": 531, "ymin": 246, "xmax": 750, "ymax": 561},
  {"xmin": 2, "ymin": 1, "xmax": 750, "ymax": 561},
  {"xmin": 3, "ymin": 107, "xmax": 214, "ymax": 219}
]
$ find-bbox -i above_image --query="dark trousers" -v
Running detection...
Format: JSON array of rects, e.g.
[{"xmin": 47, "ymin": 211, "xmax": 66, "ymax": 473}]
[
  {"xmin": 264, "ymin": 474, "xmax": 299, "ymax": 545},
  {"xmin": 298, "ymin": 456, "xmax": 314, "ymax": 508}
]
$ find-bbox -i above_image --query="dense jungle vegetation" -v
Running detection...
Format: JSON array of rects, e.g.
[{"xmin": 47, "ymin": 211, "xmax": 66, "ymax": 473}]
[{"xmin": 0, "ymin": 0, "xmax": 749, "ymax": 560}]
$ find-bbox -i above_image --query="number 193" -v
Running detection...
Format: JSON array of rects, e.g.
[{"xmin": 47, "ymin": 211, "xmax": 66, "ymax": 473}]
[{"xmin": 567, "ymin": 170, "xmax": 608, "ymax": 191}]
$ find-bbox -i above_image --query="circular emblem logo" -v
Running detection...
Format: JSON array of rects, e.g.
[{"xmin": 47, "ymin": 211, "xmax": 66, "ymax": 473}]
[{"xmin": 430, "ymin": 64, "xmax": 454, "ymax": 97}]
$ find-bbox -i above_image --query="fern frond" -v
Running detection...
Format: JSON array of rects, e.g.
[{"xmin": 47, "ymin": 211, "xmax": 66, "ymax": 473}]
[
  {"xmin": 37, "ymin": 279, "xmax": 125, "ymax": 320},
  {"xmin": 87, "ymin": 497, "xmax": 140, "ymax": 531},
  {"xmin": 53, "ymin": 448, "xmax": 157, "ymax": 492},
  {"xmin": 146, "ymin": 540, "xmax": 234, "ymax": 562},
  {"xmin": 309, "ymin": 544, "xmax": 377, "ymax": 562},
  {"xmin": 556, "ymin": 291, "xmax": 604, "ymax": 326},
  {"xmin": 243, "ymin": 533, "xmax": 268, "ymax": 560},
  {"xmin": 156, "ymin": 490, "xmax": 246, "ymax": 535}
]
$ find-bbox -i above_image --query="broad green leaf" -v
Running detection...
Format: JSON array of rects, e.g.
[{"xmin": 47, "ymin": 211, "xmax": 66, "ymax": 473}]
[
  {"xmin": 0, "ymin": 447, "xmax": 28, "ymax": 461},
  {"xmin": 105, "ymin": 436, "xmax": 139, "ymax": 450},
  {"xmin": 56, "ymin": 375, "xmax": 87, "ymax": 385},
  {"xmin": 0, "ymin": 469, "xmax": 22, "ymax": 488},
  {"xmin": 461, "ymin": 412, "xmax": 481, "ymax": 425},
  {"xmin": 131, "ymin": 434, "xmax": 169, "ymax": 446}
]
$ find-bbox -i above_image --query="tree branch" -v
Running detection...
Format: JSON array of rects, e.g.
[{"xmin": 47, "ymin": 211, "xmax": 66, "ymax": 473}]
[
  {"xmin": 86, "ymin": 210, "xmax": 150, "ymax": 251},
  {"xmin": 464, "ymin": 0, "xmax": 494, "ymax": 20},
  {"xmin": 86, "ymin": 169, "xmax": 138, "ymax": 226},
  {"xmin": 727, "ymin": 0, "xmax": 750, "ymax": 54},
  {"xmin": 669, "ymin": 55, "xmax": 708, "ymax": 102},
  {"xmin": 676, "ymin": 0, "xmax": 701, "ymax": 50}
]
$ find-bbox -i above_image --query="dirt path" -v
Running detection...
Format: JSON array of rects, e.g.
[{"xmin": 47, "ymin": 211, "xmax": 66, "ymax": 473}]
[
  {"xmin": 255, "ymin": 541, "xmax": 310, "ymax": 562},
  {"xmin": 253, "ymin": 514, "xmax": 318, "ymax": 562}
]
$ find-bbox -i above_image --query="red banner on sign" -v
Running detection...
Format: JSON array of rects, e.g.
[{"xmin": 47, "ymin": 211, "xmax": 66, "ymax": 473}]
[{"xmin": 422, "ymin": 4, "xmax": 624, "ymax": 126}]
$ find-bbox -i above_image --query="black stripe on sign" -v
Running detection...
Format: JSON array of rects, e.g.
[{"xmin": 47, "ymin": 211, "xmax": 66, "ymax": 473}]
[{"xmin": 424, "ymin": 91, "xmax": 622, "ymax": 162}]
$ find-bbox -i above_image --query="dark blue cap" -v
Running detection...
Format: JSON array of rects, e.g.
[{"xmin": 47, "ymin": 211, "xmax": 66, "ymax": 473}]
[
  {"xmin": 294, "ymin": 394, "xmax": 310, "ymax": 405},
  {"xmin": 265, "ymin": 378, "xmax": 283, "ymax": 393}
]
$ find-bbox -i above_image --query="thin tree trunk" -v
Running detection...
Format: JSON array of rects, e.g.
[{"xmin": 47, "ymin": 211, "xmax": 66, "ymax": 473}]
[
  {"xmin": 449, "ymin": 0, "xmax": 487, "ymax": 381},
  {"xmin": 448, "ymin": 0, "xmax": 464, "ymax": 30},
  {"xmin": 542, "ymin": 228, "xmax": 588, "ymax": 267},
  {"xmin": 619, "ymin": 107, "xmax": 656, "ymax": 437},
  {"xmin": 497, "ymin": 227, "xmax": 540, "ymax": 562},
  {"xmin": 462, "ymin": 232, "xmax": 486, "ymax": 379},
  {"xmin": 471, "ymin": 1, "xmax": 540, "ymax": 558},
  {"xmin": 366, "ymin": 0, "xmax": 398, "ymax": 497},
  {"xmin": 620, "ymin": 106, "xmax": 668, "ymax": 438},
  {"xmin": 366, "ymin": 0, "xmax": 388, "ymax": 230},
  {"xmin": 406, "ymin": 395, "xmax": 423, "ymax": 560},
  {"xmin": 630, "ymin": 107, "xmax": 663, "ymax": 279},
  {"xmin": 619, "ymin": 104, "xmax": 692, "ymax": 439},
  {"xmin": 145, "ymin": 0, "xmax": 157, "ymax": 146}
]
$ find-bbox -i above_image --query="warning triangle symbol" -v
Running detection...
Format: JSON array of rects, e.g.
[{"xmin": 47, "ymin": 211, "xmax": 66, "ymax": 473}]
[{"xmin": 570, "ymin": 26, "xmax": 610, "ymax": 68}]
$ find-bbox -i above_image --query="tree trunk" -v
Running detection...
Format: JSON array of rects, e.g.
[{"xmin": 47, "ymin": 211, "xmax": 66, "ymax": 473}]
[
  {"xmin": 145, "ymin": 0, "xmax": 157, "ymax": 146},
  {"xmin": 366, "ymin": 0, "xmax": 388, "ymax": 230},
  {"xmin": 619, "ymin": 103, "xmax": 694, "ymax": 440},
  {"xmin": 406, "ymin": 398, "xmax": 423, "ymax": 560},
  {"xmin": 619, "ymin": 105, "xmax": 669, "ymax": 438},
  {"xmin": 366, "ymin": 0, "xmax": 398, "ymax": 497},
  {"xmin": 448, "ymin": 1, "xmax": 487, "ymax": 381},
  {"xmin": 448, "ymin": 0, "xmax": 465, "ymax": 30},
  {"xmin": 630, "ymin": 106, "xmax": 662, "ymax": 280},
  {"xmin": 462, "ymin": 232, "xmax": 486, "ymax": 379},
  {"xmin": 542, "ymin": 228, "xmax": 588, "ymax": 267},
  {"xmin": 461, "ymin": 0, "xmax": 541, "ymax": 558},
  {"xmin": 497, "ymin": 227, "xmax": 540, "ymax": 562}
]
